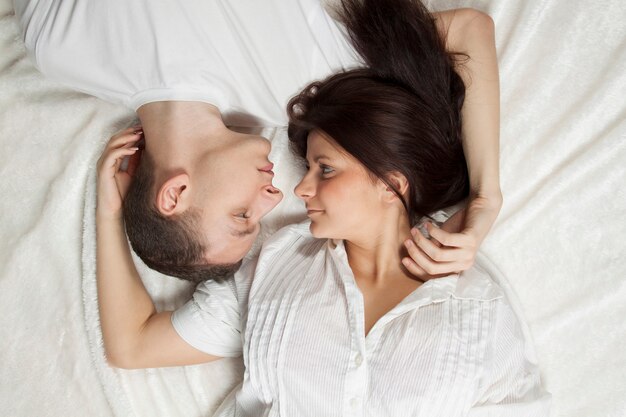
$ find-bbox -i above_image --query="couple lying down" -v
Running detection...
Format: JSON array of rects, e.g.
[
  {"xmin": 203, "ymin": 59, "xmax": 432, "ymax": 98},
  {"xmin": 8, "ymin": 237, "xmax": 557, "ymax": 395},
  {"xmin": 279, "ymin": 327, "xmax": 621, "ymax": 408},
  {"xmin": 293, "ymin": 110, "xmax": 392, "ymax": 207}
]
[
  {"xmin": 96, "ymin": 3, "xmax": 549, "ymax": 417},
  {"xmin": 15, "ymin": 0, "xmax": 549, "ymax": 414}
]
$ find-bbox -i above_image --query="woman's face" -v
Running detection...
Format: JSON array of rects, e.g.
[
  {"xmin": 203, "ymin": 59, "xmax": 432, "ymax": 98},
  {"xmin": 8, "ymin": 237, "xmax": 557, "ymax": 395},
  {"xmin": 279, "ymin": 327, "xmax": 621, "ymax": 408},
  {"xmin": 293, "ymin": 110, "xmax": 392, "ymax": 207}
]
[{"xmin": 294, "ymin": 131, "xmax": 384, "ymax": 241}]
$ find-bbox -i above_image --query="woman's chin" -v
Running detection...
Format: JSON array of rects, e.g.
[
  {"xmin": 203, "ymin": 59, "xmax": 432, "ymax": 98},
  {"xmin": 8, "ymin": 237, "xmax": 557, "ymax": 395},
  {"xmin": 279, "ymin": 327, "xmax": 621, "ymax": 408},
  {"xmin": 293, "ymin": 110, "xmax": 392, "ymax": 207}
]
[
  {"xmin": 309, "ymin": 222, "xmax": 344, "ymax": 241},
  {"xmin": 309, "ymin": 222, "xmax": 329, "ymax": 239}
]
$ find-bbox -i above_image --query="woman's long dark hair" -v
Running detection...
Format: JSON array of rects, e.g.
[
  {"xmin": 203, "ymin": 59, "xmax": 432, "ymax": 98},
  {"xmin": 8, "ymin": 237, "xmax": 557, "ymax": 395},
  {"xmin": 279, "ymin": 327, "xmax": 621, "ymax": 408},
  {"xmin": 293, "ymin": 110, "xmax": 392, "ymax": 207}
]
[{"xmin": 288, "ymin": 0, "xmax": 469, "ymax": 224}]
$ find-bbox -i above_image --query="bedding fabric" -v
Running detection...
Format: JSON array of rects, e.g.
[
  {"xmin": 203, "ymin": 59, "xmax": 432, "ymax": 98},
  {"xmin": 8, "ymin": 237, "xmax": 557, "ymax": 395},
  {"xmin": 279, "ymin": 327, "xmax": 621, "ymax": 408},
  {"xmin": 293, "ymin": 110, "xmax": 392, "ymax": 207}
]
[{"xmin": 1, "ymin": 0, "xmax": 625, "ymax": 416}]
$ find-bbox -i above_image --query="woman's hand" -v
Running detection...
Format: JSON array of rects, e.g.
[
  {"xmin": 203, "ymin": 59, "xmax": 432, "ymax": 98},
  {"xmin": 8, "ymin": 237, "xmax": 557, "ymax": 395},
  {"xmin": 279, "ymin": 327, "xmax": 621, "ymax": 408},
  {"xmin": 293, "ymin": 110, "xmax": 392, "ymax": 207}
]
[
  {"xmin": 96, "ymin": 126, "xmax": 142, "ymax": 220},
  {"xmin": 402, "ymin": 192, "xmax": 502, "ymax": 277}
]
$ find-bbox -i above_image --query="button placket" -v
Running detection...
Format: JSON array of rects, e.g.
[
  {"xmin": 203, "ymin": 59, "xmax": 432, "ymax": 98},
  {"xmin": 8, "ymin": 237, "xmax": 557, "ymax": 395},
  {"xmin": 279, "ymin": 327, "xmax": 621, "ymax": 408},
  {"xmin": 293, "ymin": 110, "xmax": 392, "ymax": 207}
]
[
  {"xmin": 354, "ymin": 353, "xmax": 363, "ymax": 367},
  {"xmin": 341, "ymin": 275, "xmax": 368, "ymax": 416}
]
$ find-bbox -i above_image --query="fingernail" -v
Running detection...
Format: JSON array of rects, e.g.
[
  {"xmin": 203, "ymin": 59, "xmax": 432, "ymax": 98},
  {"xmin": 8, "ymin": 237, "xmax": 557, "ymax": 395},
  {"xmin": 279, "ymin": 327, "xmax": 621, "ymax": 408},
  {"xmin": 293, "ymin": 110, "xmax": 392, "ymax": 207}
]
[
  {"xmin": 405, "ymin": 240, "xmax": 413, "ymax": 247},
  {"xmin": 411, "ymin": 228, "xmax": 418, "ymax": 237}
]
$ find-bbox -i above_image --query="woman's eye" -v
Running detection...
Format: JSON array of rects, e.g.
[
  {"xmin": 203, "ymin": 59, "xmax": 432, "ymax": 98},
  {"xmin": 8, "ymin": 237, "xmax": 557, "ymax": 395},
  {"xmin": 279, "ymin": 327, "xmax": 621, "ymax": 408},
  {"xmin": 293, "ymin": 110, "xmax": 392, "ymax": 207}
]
[
  {"xmin": 320, "ymin": 165, "xmax": 334, "ymax": 175},
  {"xmin": 237, "ymin": 212, "xmax": 250, "ymax": 219}
]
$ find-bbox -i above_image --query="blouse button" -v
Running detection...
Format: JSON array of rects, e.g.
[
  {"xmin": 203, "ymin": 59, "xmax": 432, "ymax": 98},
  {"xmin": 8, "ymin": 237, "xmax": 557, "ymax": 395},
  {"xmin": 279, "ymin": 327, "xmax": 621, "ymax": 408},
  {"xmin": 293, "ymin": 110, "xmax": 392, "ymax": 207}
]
[
  {"xmin": 355, "ymin": 353, "xmax": 363, "ymax": 367},
  {"xmin": 350, "ymin": 397, "xmax": 359, "ymax": 409}
]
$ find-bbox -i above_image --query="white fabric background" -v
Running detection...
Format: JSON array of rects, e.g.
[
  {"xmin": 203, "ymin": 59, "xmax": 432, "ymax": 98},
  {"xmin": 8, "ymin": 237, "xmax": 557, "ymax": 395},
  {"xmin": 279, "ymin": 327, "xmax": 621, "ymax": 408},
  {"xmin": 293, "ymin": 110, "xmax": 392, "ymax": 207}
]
[{"xmin": 1, "ymin": 0, "xmax": 624, "ymax": 416}]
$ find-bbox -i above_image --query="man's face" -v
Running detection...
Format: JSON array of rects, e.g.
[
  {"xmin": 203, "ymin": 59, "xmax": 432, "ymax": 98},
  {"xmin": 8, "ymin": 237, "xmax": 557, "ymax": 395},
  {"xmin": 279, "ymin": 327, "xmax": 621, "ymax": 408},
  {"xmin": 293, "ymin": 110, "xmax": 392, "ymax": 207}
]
[{"xmin": 193, "ymin": 133, "xmax": 283, "ymax": 264}]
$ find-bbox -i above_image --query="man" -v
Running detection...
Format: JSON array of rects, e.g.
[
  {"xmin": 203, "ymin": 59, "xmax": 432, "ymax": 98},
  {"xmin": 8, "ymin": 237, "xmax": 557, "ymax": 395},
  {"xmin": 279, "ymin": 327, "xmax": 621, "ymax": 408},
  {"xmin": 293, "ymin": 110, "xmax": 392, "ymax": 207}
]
[{"xmin": 14, "ymin": 0, "xmax": 360, "ymax": 279}]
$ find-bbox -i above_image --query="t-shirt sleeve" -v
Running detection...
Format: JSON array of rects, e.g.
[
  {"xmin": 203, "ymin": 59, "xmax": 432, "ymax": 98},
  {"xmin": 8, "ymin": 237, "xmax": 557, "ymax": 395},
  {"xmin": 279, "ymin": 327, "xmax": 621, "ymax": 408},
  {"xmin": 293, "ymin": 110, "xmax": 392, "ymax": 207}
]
[
  {"xmin": 468, "ymin": 300, "xmax": 552, "ymax": 417},
  {"xmin": 171, "ymin": 277, "xmax": 243, "ymax": 358},
  {"xmin": 13, "ymin": 0, "xmax": 48, "ymax": 63}
]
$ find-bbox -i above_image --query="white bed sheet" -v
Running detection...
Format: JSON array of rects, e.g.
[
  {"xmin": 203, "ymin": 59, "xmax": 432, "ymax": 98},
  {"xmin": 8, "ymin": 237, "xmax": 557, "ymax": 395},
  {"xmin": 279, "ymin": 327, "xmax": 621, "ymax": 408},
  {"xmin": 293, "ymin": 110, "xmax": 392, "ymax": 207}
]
[{"xmin": 1, "ymin": 0, "xmax": 625, "ymax": 416}]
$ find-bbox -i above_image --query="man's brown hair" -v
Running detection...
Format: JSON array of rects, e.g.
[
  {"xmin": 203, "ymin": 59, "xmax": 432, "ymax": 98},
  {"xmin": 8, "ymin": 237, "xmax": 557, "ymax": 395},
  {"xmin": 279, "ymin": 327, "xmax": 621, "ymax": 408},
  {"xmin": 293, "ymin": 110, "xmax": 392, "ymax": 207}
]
[{"xmin": 123, "ymin": 153, "xmax": 240, "ymax": 283}]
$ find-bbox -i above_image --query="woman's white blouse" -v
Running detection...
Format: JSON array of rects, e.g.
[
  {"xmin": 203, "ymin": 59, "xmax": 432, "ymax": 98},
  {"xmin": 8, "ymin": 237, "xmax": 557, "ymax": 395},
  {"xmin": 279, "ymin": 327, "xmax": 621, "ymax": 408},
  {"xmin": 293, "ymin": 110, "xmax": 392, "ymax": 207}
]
[{"xmin": 172, "ymin": 222, "xmax": 551, "ymax": 416}]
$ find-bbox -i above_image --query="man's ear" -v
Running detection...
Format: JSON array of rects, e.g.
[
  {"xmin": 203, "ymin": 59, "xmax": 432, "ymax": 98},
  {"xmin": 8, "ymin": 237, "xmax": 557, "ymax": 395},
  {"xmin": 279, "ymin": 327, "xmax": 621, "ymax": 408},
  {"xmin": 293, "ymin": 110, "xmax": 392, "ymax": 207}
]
[
  {"xmin": 380, "ymin": 171, "xmax": 409, "ymax": 203},
  {"xmin": 156, "ymin": 173, "xmax": 191, "ymax": 216}
]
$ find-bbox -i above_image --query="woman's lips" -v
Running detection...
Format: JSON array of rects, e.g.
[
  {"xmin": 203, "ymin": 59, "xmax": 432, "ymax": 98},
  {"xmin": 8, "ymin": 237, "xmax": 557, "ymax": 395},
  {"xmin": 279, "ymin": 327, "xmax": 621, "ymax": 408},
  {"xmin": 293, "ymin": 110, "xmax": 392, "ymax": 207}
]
[{"xmin": 306, "ymin": 209, "xmax": 324, "ymax": 215}]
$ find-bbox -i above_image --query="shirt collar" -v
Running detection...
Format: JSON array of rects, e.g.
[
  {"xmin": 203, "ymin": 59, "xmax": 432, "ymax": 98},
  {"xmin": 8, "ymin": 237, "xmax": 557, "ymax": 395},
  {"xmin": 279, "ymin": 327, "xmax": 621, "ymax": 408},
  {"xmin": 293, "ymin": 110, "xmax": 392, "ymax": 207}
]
[{"xmin": 327, "ymin": 238, "xmax": 503, "ymax": 309}]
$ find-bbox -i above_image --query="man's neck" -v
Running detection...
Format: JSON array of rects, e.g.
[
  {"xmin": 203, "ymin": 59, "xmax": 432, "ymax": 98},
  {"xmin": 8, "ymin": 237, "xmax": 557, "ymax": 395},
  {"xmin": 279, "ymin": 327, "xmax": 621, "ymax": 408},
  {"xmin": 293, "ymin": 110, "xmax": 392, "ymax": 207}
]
[{"xmin": 136, "ymin": 101, "xmax": 227, "ymax": 171}]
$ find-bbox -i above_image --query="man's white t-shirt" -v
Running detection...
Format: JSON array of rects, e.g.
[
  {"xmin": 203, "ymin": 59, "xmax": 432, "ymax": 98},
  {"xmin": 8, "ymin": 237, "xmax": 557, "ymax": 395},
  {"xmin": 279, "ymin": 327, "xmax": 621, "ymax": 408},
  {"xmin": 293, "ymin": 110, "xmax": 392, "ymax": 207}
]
[{"xmin": 14, "ymin": 0, "xmax": 360, "ymax": 126}]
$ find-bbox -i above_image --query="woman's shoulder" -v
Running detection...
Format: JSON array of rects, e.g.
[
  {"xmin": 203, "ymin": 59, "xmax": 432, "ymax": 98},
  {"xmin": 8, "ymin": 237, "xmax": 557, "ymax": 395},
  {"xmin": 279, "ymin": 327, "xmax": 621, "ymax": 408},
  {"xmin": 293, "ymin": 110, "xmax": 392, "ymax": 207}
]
[
  {"xmin": 458, "ymin": 255, "xmax": 538, "ymax": 353},
  {"xmin": 454, "ymin": 260, "xmax": 505, "ymax": 302}
]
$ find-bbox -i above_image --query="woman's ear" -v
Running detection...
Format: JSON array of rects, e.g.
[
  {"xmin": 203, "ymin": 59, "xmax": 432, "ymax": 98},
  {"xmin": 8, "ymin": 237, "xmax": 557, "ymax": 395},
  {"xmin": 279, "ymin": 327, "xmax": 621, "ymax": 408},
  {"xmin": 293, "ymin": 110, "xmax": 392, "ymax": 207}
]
[
  {"xmin": 156, "ymin": 173, "xmax": 191, "ymax": 216},
  {"xmin": 380, "ymin": 171, "xmax": 409, "ymax": 203}
]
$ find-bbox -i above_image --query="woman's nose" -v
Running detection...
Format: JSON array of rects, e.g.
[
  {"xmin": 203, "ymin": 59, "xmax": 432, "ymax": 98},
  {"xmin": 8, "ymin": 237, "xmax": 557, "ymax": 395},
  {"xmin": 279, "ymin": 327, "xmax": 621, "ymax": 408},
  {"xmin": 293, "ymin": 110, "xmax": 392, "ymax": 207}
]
[{"xmin": 294, "ymin": 175, "xmax": 314, "ymax": 200}]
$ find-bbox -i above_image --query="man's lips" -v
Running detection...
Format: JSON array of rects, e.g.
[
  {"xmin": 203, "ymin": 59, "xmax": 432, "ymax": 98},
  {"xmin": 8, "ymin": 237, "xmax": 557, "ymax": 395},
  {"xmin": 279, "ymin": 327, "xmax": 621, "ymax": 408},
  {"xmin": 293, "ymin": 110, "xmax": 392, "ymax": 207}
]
[{"xmin": 259, "ymin": 163, "xmax": 274, "ymax": 174}]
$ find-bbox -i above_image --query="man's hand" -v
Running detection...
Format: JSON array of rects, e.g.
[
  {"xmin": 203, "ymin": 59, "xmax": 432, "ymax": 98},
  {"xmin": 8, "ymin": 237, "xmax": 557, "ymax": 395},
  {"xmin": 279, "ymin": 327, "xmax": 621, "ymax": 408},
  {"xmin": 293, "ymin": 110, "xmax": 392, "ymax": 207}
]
[
  {"xmin": 402, "ymin": 192, "xmax": 502, "ymax": 277},
  {"xmin": 96, "ymin": 126, "xmax": 142, "ymax": 220}
]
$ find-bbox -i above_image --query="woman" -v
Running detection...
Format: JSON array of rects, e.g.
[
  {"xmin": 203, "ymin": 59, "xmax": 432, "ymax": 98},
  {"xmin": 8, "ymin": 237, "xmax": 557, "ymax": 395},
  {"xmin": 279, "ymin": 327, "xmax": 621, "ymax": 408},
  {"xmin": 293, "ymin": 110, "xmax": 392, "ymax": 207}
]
[{"xmin": 97, "ymin": 0, "xmax": 549, "ymax": 415}]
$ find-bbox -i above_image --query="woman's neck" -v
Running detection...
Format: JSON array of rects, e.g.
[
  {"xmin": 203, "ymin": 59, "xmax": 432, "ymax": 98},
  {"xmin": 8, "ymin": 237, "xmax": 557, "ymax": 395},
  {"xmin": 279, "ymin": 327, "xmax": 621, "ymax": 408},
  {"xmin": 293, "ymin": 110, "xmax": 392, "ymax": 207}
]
[{"xmin": 344, "ymin": 212, "xmax": 414, "ymax": 286}]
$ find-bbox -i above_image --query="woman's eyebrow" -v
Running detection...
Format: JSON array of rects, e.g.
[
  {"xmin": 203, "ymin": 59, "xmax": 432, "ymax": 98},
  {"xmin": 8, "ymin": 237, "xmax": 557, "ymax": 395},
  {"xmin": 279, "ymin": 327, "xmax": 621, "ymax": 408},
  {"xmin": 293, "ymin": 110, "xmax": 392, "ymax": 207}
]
[{"xmin": 307, "ymin": 154, "xmax": 331, "ymax": 163}]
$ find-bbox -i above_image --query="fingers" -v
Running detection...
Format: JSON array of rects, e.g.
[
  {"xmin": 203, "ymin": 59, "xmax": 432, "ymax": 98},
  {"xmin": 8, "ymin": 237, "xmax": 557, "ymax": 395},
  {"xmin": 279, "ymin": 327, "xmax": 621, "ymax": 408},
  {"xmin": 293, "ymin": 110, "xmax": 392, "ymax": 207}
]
[
  {"xmin": 401, "ymin": 256, "xmax": 428, "ymax": 280},
  {"xmin": 426, "ymin": 222, "xmax": 476, "ymax": 249},
  {"xmin": 98, "ymin": 127, "xmax": 143, "ymax": 171},
  {"xmin": 125, "ymin": 147, "xmax": 142, "ymax": 177},
  {"xmin": 402, "ymin": 223, "xmax": 477, "ymax": 276},
  {"xmin": 404, "ymin": 238, "xmax": 462, "ymax": 275},
  {"xmin": 98, "ymin": 146, "xmax": 139, "ymax": 177},
  {"xmin": 410, "ymin": 228, "xmax": 463, "ymax": 262},
  {"xmin": 107, "ymin": 126, "xmax": 143, "ymax": 150}
]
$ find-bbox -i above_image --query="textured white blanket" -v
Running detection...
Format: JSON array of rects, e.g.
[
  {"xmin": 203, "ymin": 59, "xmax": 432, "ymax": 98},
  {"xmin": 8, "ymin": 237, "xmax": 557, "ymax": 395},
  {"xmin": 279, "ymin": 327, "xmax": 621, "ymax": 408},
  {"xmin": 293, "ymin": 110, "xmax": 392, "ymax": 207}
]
[{"xmin": 1, "ymin": 0, "xmax": 625, "ymax": 416}]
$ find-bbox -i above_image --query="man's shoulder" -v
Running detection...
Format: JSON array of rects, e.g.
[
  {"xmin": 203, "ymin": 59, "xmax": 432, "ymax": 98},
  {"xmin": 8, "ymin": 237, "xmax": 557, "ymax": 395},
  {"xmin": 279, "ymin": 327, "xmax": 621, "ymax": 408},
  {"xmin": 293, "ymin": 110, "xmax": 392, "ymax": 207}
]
[
  {"xmin": 262, "ymin": 220, "xmax": 316, "ymax": 249},
  {"xmin": 255, "ymin": 220, "xmax": 326, "ymax": 272}
]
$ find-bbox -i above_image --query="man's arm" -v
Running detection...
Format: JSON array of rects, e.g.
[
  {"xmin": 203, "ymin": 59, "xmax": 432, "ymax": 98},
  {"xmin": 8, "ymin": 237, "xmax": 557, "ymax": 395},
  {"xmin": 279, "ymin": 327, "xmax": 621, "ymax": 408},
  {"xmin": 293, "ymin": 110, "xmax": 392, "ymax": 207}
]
[
  {"xmin": 404, "ymin": 9, "xmax": 503, "ymax": 276},
  {"xmin": 96, "ymin": 128, "xmax": 221, "ymax": 369}
]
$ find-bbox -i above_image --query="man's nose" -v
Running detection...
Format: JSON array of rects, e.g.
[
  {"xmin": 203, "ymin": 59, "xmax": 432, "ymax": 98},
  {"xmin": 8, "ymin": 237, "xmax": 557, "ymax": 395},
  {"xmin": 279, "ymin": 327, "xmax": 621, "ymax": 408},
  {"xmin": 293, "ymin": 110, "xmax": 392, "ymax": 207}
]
[
  {"xmin": 263, "ymin": 184, "xmax": 281, "ymax": 197},
  {"xmin": 258, "ymin": 184, "xmax": 283, "ymax": 216}
]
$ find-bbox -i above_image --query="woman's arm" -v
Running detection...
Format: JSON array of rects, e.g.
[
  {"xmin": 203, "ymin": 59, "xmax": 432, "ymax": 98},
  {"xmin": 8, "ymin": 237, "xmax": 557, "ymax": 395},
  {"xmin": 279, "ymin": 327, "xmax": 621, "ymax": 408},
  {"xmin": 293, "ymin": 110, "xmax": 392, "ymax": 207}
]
[
  {"xmin": 404, "ymin": 9, "xmax": 503, "ymax": 276},
  {"xmin": 96, "ymin": 128, "xmax": 220, "ymax": 368},
  {"xmin": 439, "ymin": 9, "xmax": 501, "ymax": 199}
]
